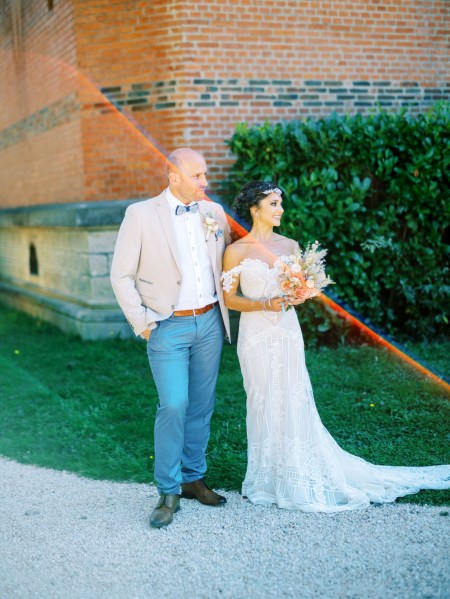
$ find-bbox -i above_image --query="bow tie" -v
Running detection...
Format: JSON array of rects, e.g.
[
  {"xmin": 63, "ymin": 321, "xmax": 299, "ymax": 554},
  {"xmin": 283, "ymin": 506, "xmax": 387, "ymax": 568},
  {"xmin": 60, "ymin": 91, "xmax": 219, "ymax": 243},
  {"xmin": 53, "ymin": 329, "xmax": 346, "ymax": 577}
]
[{"xmin": 175, "ymin": 203, "xmax": 199, "ymax": 215}]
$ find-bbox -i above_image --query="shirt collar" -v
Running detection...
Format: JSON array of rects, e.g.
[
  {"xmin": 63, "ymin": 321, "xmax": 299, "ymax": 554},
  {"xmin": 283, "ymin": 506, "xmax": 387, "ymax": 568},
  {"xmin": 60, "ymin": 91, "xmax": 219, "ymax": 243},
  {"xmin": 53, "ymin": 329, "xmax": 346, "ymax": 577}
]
[{"xmin": 165, "ymin": 187, "xmax": 198, "ymax": 215}]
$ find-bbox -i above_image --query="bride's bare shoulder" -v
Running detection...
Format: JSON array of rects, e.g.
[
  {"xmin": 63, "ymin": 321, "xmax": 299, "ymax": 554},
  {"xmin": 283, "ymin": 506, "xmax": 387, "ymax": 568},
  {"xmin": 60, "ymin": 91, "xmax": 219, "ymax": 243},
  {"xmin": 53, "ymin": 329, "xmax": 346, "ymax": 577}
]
[
  {"xmin": 224, "ymin": 234, "xmax": 260, "ymax": 269},
  {"xmin": 224, "ymin": 238, "xmax": 247, "ymax": 269},
  {"xmin": 226, "ymin": 235, "xmax": 252, "ymax": 253}
]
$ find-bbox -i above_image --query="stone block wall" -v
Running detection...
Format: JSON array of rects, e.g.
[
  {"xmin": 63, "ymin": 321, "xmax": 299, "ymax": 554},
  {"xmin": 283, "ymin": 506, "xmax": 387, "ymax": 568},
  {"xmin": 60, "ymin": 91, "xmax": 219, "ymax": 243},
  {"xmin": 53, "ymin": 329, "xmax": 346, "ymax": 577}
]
[{"xmin": 0, "ymin": 201, "xmax": 133, "ymax": 338}]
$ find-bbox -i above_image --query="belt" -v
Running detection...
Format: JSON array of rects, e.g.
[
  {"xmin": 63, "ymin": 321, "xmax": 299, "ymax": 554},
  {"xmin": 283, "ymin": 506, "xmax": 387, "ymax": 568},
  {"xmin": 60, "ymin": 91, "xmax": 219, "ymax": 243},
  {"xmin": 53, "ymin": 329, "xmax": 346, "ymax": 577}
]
[{"xmin": 172, "ymin": 302, "xmax": 218, "ymax": 317}]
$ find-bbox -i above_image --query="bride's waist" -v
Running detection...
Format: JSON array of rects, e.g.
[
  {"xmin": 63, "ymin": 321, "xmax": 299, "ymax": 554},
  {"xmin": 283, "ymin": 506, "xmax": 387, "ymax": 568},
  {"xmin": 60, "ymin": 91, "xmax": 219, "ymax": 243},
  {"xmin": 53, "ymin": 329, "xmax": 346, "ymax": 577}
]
[{"xmin": 240, "ymin": 309, "xmax": 296, "ymax": 324}]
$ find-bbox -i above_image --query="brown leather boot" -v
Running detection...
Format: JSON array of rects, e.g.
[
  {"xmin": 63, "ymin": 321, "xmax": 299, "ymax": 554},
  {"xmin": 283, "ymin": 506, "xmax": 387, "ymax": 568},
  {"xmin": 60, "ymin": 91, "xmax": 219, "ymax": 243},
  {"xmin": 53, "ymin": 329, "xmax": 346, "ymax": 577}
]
[
  {"xmin": 181, "ymin": 479, "xmax": 226, "ymax": 506},
  {"xmin": 149, "ymin": 494, "xmax": 180, "ymax": 528}
]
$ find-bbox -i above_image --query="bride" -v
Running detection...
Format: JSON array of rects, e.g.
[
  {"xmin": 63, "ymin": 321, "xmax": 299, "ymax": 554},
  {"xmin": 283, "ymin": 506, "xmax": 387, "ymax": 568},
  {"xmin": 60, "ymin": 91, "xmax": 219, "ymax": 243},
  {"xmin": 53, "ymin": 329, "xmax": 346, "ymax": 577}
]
[{"xmin": 221, "ymin": 180, "xmax": 450, "ymax": 512}]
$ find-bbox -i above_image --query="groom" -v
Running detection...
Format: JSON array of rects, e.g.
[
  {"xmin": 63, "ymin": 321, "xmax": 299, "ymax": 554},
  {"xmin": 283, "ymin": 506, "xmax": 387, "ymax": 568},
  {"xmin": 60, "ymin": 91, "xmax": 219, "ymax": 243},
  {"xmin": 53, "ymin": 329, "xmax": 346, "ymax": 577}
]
[{"xmin": 110, "ymin": 148, "xmax": 231, "ymax": 528}]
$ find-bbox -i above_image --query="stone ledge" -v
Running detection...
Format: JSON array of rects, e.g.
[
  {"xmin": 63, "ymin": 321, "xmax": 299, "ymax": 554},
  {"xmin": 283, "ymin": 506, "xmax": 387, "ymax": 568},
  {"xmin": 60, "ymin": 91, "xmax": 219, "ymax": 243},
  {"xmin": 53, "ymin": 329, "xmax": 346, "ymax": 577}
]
[
  {"xmin": 0, "ymin": 281, "xmax": 133, "ymax": 340},
  {"xmin": 0, "ymin": 199, "xmax": 146, "ymax": 228}
]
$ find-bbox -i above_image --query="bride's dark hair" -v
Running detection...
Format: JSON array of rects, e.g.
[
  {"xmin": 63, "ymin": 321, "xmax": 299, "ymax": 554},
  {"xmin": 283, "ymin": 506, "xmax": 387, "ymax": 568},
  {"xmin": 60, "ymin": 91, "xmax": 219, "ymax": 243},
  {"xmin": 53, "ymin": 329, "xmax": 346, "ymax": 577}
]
[{"xmin": 233, "ymin": 181, "xmax": 281, "ymax": 221}]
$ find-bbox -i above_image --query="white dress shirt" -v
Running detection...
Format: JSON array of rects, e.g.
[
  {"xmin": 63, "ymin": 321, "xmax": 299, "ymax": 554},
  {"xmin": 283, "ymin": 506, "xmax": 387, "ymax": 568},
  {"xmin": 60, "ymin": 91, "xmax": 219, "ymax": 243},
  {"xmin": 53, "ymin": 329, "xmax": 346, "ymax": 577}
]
[{"xmin": 165, "ymin": 188, "xmax": 217, "ymax": 310}]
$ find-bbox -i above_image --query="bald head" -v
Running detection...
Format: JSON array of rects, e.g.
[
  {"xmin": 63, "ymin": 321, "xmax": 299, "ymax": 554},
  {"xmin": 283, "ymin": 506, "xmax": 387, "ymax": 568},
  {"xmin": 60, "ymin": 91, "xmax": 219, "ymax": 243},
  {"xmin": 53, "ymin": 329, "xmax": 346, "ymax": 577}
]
[
  {"xmin": 165, "ymin": 148, "xmax": 205, "ymax": 178},
  {"xmin": 166, "ymin": 147, "xmax": 208, "ymax": 204}
]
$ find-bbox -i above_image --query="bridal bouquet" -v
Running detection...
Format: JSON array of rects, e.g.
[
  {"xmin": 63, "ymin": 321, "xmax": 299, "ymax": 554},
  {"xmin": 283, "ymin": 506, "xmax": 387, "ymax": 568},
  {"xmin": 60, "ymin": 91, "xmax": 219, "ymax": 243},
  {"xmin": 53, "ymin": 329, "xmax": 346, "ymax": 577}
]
[{"xmin": 274, "ymin": 241, "xmax": 334, "ymax": 306}]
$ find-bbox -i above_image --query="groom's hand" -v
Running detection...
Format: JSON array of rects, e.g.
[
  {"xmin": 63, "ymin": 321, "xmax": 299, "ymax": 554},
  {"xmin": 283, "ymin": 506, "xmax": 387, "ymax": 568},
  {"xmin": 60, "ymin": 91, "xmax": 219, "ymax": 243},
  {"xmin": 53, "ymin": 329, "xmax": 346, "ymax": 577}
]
[{"xmin": 141, "ymin": 328, "xmax": 151, "ymax": 340}]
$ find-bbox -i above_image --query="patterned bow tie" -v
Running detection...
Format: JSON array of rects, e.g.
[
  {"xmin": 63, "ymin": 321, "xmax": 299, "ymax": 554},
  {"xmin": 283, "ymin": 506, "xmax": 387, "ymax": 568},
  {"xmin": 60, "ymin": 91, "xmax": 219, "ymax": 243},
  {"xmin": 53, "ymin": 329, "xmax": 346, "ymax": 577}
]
[{"xmin": 175, "ymin": 203, "xmax": 199, "ymax": 215}]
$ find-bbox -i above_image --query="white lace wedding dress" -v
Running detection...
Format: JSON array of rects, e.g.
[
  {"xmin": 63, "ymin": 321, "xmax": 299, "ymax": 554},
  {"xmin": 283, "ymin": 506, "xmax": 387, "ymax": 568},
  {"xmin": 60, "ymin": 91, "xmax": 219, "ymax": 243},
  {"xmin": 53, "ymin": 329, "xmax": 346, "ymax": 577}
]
[{"xmin": 223, "ymin": 258, "xmax": 450, "ymax": 512}]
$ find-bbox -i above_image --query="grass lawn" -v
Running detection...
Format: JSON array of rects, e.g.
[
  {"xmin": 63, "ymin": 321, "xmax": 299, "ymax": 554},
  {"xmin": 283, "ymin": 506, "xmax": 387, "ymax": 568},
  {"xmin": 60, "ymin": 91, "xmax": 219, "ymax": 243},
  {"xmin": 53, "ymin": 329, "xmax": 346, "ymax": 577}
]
[{"xmin": 0, "ymin": 305, "xmax": 449, "ymax": 506}]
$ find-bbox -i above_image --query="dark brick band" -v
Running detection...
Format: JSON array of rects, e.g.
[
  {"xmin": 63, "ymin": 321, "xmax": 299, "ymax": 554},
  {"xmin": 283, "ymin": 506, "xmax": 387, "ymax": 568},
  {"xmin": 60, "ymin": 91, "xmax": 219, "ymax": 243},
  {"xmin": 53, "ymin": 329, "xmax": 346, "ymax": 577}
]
[
  {"xmin": 0, "ymin": 93, "xmax": 80, "ymax": 150},
  {"xmin": 102, "ymin": 78, "xmax": 449, "ymax": 113},
  {"xmin": 1, "ymin": 79, "xmax": 448, "ymax": 148}
]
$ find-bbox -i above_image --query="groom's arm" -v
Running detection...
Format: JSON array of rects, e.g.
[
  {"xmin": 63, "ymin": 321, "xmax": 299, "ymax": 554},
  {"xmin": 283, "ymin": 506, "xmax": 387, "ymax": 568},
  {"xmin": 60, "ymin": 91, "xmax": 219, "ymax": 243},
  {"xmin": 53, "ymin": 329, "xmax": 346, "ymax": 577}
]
[{"xmin": 110, "ymin": 205, "xmax": 158, "ymax": 336}]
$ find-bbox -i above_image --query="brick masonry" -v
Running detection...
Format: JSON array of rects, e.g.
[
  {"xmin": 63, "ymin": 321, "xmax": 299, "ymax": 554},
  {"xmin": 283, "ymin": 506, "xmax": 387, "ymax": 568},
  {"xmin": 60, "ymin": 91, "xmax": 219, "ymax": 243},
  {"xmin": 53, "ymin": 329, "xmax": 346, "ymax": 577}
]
[
  {"xmin": 102, "ymin": 78, "xmax": 450, "ymax": 112},
  {"xmin": 5, "ymin": 76, "xmax": 446, "ymax": 152},
  {"xmin": 1, "ymin": 0, "xmax": 449, "ymax": 206},
  {"xmin": 0, "ymin": 93, "xmax": 79, "ymax": 150}
]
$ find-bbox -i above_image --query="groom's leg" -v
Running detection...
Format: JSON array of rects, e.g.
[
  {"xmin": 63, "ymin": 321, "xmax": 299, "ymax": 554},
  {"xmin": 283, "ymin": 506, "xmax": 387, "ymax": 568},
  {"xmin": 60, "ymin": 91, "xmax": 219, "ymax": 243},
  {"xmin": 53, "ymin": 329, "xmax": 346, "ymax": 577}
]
[
  {"xmin": 182, "ymin": 307, "xmax": 224, "ymax": 482},
  {"xmin": 147, "ymin": 316, "xmax": 196, "ymax": 495}
]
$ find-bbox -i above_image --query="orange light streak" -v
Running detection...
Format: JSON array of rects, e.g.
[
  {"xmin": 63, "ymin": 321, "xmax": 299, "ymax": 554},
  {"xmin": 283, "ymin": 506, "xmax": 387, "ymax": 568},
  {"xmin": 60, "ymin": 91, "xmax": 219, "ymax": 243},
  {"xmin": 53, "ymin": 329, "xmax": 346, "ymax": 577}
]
[{"xmin": 319, "ymin": 293, "xmax": 450, "ymax": 395}]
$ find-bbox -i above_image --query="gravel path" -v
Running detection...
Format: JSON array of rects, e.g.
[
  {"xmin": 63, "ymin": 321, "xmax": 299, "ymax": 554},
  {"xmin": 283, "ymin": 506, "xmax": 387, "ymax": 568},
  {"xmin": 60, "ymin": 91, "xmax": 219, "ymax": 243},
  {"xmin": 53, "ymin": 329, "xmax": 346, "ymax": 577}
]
[{"xmin": 0, "ymin": 456, "xmax": 449, "ymax": 599}]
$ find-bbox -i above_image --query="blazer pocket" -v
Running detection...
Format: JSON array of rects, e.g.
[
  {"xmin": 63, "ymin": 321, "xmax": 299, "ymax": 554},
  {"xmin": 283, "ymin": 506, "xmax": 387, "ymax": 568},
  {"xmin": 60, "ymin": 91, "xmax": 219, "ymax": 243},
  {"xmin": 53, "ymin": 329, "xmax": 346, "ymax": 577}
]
[{"xmin": 137, "ymin": 279, "xmax": 155, "ymax": 301}]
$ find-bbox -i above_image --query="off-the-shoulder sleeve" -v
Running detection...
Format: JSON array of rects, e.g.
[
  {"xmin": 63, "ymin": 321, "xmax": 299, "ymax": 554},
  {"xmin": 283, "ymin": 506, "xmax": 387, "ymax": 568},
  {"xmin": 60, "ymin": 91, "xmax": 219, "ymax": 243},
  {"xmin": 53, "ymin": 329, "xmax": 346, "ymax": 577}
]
[{"xmin": 220, "ymin": 265, "xmax": 242, "ymax": 293}]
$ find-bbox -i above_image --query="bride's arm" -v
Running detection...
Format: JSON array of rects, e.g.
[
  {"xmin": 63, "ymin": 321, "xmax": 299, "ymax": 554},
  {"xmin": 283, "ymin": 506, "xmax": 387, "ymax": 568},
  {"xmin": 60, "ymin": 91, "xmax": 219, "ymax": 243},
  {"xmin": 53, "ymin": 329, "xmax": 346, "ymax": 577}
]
[
  {"xmin": 222, "ymin": 250, "xmax": 261, "ymax": 312},
  {"xmin": 222, "ymin": 246, "xmax": 285, "ymax": 313}
]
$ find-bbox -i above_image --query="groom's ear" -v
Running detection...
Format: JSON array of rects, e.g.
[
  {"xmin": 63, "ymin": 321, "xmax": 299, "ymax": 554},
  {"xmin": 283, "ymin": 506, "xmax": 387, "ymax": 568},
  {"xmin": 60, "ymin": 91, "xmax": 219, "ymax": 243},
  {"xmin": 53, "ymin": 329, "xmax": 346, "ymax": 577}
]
[{"xmin": 168, "ymin": 171, "xmax": 179, "ymax": 185}]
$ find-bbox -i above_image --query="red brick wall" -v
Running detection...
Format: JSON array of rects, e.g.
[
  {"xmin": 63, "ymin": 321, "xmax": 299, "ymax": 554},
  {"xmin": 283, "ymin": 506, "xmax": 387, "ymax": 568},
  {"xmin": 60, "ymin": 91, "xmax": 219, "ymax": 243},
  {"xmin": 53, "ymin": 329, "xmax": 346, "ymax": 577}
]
[
  {"xmin": 0, "ymin": 0, "xmax": 449, "ymax": 208},
  {"xmin": 0, "ymin": 0, "xmax": 83, "ymax": 207},
  {"xmin": 73, "ymin": 0, "xmax": 189, "ymax": 201},
  {"xmin": 173, "ymin": 0, "xmax": 450, "ymax": 182}
]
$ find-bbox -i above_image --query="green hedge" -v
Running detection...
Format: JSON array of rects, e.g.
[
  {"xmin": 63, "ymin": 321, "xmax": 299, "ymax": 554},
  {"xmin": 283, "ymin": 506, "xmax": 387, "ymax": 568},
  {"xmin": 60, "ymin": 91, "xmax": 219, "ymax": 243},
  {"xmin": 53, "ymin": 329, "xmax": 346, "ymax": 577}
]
[{"xmin": 224, "ymin": 104, "xmax": 450, "ymax": 341}]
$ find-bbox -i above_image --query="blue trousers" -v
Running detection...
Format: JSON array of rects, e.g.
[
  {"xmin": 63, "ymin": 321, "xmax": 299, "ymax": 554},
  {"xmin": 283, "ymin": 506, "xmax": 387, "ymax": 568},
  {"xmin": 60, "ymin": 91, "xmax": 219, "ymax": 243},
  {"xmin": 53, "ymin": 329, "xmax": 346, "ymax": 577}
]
[{"xmin": 146, "ymin": 306, "xmax": 224, "ymax": 495}]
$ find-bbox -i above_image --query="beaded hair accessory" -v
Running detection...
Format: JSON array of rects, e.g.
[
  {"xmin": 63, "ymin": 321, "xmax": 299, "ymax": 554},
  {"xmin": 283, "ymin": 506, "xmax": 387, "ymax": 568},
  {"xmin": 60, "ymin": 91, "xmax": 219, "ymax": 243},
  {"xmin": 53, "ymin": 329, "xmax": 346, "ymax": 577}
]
[{"xmin": 262, "ymin": 187, "xmax": 282, "ymax": 196}]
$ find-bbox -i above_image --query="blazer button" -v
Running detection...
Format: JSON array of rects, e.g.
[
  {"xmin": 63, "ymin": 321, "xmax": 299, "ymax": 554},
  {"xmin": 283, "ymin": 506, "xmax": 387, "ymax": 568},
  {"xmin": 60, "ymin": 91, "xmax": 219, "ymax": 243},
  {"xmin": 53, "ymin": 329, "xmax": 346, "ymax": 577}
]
[
  {"xmin": 177, "ymin": 280, "xmax": 181, "ymax": 285},
  {"xmin": 171, "ymin": 305, "xmax": 175, "ymax": 309}
]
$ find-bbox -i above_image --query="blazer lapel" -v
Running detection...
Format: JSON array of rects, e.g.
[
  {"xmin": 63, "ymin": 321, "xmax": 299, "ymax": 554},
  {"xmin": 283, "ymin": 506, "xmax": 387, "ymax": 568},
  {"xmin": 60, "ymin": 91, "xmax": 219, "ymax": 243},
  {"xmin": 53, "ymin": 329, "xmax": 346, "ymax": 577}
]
[
  {"xmin": 155, "ymin": 192, "xmax": 182, "ymax": 272},
  {"xmin": 198, "ymin": 202, "xmax": 217, "ymax": 272}
]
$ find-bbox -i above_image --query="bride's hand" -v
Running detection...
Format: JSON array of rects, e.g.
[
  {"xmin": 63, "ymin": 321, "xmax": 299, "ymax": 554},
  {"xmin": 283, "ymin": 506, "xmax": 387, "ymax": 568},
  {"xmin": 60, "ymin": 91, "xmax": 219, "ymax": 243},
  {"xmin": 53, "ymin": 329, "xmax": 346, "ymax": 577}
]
[
  {"xmin": 268, "ymin": 296, "xmax": 288, "ymax": 312},
  {"xmin": 268, "ymin": 296, "xmax": 305, "ymax": 311},
  {"xmin": 289, "ymin": 297, "xmax": 306, "ymax": 306}
]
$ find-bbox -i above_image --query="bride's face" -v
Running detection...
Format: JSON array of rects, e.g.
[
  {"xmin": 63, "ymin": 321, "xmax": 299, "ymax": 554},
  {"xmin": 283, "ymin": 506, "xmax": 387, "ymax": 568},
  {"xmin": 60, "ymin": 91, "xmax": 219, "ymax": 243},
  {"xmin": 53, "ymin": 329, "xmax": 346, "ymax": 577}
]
[{"xmin": 253, "ymin": 193, "xmax": 284, "ymax": 227}]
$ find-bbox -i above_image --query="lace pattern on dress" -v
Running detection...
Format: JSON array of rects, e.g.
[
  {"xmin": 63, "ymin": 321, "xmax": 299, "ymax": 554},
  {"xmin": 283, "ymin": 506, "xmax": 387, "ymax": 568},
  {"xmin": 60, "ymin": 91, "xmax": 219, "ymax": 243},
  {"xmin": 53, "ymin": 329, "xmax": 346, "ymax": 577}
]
[
  {"xmin": 233, "ymin": 257, "xmax": 450, "ymax": 512},
  {"xmin": 221, "ymin": 265, "xmax": 242, "ymax": 293}
]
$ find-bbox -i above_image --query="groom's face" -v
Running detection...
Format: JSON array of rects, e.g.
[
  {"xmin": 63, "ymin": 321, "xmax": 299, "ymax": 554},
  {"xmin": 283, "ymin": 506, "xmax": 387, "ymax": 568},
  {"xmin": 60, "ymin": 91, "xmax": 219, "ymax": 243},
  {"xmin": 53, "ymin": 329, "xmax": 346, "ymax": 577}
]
[{"xmin": 170, "ymin": 152, "xmax": 208, "ymax": 204}]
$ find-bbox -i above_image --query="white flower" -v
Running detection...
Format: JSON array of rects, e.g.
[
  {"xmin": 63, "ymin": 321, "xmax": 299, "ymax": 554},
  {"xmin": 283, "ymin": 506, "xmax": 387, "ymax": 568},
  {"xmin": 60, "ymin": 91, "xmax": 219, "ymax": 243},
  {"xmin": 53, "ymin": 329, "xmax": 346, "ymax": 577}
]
[{"xmin": 204, "ymin": 215, "xmax": 219, "ymax": 240}]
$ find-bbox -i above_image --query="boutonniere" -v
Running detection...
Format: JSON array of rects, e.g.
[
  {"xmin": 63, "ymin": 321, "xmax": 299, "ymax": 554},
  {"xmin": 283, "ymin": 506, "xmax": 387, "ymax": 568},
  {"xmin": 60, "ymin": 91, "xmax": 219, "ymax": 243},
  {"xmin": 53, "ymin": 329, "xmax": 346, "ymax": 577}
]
[{"xmin": 204, "ymin": 215, "xmax": 219, "ymax": 241}]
